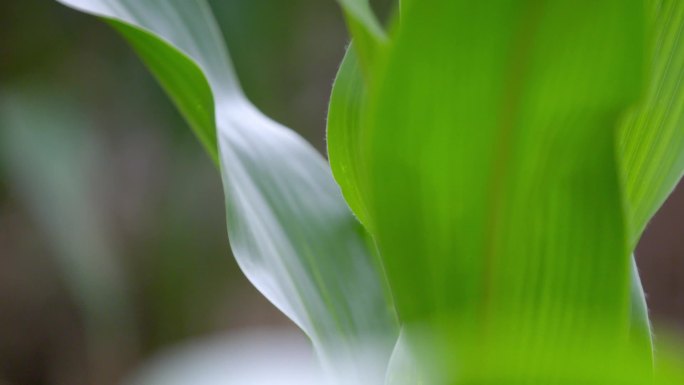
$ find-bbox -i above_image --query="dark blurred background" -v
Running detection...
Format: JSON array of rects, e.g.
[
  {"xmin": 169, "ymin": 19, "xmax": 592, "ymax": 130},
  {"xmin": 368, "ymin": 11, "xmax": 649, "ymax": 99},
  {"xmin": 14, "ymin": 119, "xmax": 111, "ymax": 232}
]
[{"xmin": 0, "ymin": 1, "xmax": 681, "ymax": 385}]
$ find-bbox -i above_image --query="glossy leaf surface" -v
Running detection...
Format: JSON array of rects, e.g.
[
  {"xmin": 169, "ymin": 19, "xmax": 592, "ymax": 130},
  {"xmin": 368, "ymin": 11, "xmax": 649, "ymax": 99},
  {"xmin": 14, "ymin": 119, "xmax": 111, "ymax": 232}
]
[{"xmin": 55, "ymin": 0, "xmax": 398, "ymax": 381}]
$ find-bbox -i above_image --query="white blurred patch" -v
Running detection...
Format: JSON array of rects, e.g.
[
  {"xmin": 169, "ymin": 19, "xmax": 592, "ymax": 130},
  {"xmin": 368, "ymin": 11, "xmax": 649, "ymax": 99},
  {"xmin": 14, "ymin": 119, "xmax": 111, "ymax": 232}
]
[{"xmin": 122, "ymin": 329, "xmax": 327, "ymax": 385}]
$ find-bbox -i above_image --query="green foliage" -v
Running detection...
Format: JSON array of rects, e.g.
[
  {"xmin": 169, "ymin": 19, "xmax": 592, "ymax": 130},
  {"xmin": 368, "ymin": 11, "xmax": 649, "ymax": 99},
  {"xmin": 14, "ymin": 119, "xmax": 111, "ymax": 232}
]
[
  {"xmin": 618, "ymin": 0, "xmax": 684, "ymax": 364},
  {"xmin": 53, "ymin": 0, "xmax": 684, "ymax": 384},
  {"xmin": 335, "ymin": 0, "xmax": 387, "ymax": 71},
  {"xmin": 619, "ymin": 0, "xmax": 684, "ymax": 248},
  {"xmin": 341, "ymin": 0, "xmax": 644, "ymax": 376},
  {"xmin": 0, "ymin": 88, "xmax": 135, "ymax": 342},
  {"xmin": 55, "ymin": 0, "xmax": 398, "ymax": 382}
]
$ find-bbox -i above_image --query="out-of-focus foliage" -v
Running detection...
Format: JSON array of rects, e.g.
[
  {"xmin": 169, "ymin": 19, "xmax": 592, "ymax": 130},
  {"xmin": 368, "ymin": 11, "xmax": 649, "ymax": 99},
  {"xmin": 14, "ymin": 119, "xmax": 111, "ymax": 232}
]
[
  {"xmin": 336, "ymin": 0, "xmax": 643, "ymax": 364},
  {"xmin": 0, "ymin": 87, "xmax": 138, "ymax": 376},
  {"xmin": 619, "ymin": 0, "xmax": 684, "ymax": 248},
  {"xmin": 123, "ymin": 330, "xmax": 324, "ymax": 385}
]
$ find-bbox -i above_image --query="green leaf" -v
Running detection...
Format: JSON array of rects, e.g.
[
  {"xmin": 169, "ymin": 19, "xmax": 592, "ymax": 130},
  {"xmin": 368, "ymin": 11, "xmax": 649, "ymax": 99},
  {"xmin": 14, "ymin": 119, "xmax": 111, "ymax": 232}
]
[
  {"xmin": 55, "ymin": 0, "xmax": 398, "ymax": 380},
  {"xmin": 398, "ymin": 0, "xmax": 413, "ymax": 15},
  {"xmin": 618, "ymin": 0, "xmax": 684, "ymax": 364},
  {"xmin": 335, "ymin": 0, "xmax": 387, "ymax": 73},
  {"xmin": 328, "ymin": 46, "xmax": 373, "ymax": 228},
  {"xmin": 350, "ymin": 0, "xmax": 645, "ymax": 377},
  {"xmin": 619, "ymin": 0, "xmax": 684, "ymax": 248},
  {"xmin": 329, "ymin": 23, "xmax": 656, "ymax": 383}
]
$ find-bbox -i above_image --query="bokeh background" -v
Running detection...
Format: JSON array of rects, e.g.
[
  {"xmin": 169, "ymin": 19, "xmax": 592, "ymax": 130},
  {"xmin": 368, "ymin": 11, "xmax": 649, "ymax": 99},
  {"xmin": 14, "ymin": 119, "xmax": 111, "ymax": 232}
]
[{"xmin": 0, "ymin": 1, "xmax": 681, "ymax": 384}]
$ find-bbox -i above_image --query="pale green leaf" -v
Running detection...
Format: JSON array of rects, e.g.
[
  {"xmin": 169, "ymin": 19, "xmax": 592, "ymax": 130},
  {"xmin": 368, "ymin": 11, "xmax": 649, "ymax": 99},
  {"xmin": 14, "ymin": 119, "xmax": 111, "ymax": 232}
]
[
  {"xmin": 629, "ymin": 257, "xmax": 653, "ymax": 361},
  {"xmin": 55, "ymin": 0, "xmax": 398, "ymax": 381},
  {"xmin": 0, "ymin": 87, "xmax": 135, "ymax": 344}
]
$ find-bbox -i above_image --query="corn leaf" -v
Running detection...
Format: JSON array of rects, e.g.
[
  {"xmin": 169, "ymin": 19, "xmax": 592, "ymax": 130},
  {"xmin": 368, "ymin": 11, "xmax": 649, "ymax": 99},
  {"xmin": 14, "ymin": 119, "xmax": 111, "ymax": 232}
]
[
  {"xmin": 331, "ymin": 36, "xmax": 656, "ymax": 366},
  {"xmin": 55, "ymin": 0, "xmax": 398, "ymax": 381},
  {"xmin": 328, "ymin": 46, "xmax": 373, "ymax": 228},
  {"xmin": 341, "ymin": 0, "xmax": 646, "ymax": 378},
  {"xmin": 618, "ymin": 0, "xmax": 684, "ymax": 362},
  {"xmin": 619, "ymin": 0, "xmax": 684, "ymax": 248},
  {"xmin": 399, "ymin": 1, "xmax": 412, "ymax": 16},
  {"xmin": 334, "ymin": 0, "xmax": 387, "ymax": 72}
]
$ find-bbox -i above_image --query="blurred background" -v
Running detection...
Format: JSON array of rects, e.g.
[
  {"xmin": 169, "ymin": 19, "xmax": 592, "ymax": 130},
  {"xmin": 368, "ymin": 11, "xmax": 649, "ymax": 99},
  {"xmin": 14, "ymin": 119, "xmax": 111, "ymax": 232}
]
[{"xmin": 0, "ymin": 1, "xmax": 681, "ymax": 384}]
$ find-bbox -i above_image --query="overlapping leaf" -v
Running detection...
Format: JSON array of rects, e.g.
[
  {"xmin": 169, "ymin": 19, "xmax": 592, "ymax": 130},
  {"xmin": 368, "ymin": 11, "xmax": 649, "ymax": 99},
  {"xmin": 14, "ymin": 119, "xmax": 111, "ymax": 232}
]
[
  {"xmin": 332, "ymin": 0, "xmax": 646, "ymax": 379},
  {"xmin": 334, "ymin": 0, "xmax": 386, "ymax": 72},
  {"xmin": 55, "ymin": 0, "xmax": 398, "ymax": 382}
]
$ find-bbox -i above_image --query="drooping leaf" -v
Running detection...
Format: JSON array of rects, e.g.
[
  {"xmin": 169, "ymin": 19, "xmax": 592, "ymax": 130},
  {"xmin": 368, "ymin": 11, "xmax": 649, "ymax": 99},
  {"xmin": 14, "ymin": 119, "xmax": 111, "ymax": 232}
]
[
  {"xmin": 350, "ymin": 0, "xmax": 645, "ymax": 378},
  {"xmin": 55, "ymin": 0, "xmax": 398, "ymax": 381}
]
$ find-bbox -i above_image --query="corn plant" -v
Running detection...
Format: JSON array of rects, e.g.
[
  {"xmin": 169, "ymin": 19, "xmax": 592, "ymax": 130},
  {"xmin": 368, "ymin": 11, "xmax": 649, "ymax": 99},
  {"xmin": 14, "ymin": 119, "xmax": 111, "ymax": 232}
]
[{"xmin": 54, "ymin": 0, "xmax": 684, "ymax": 384}]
